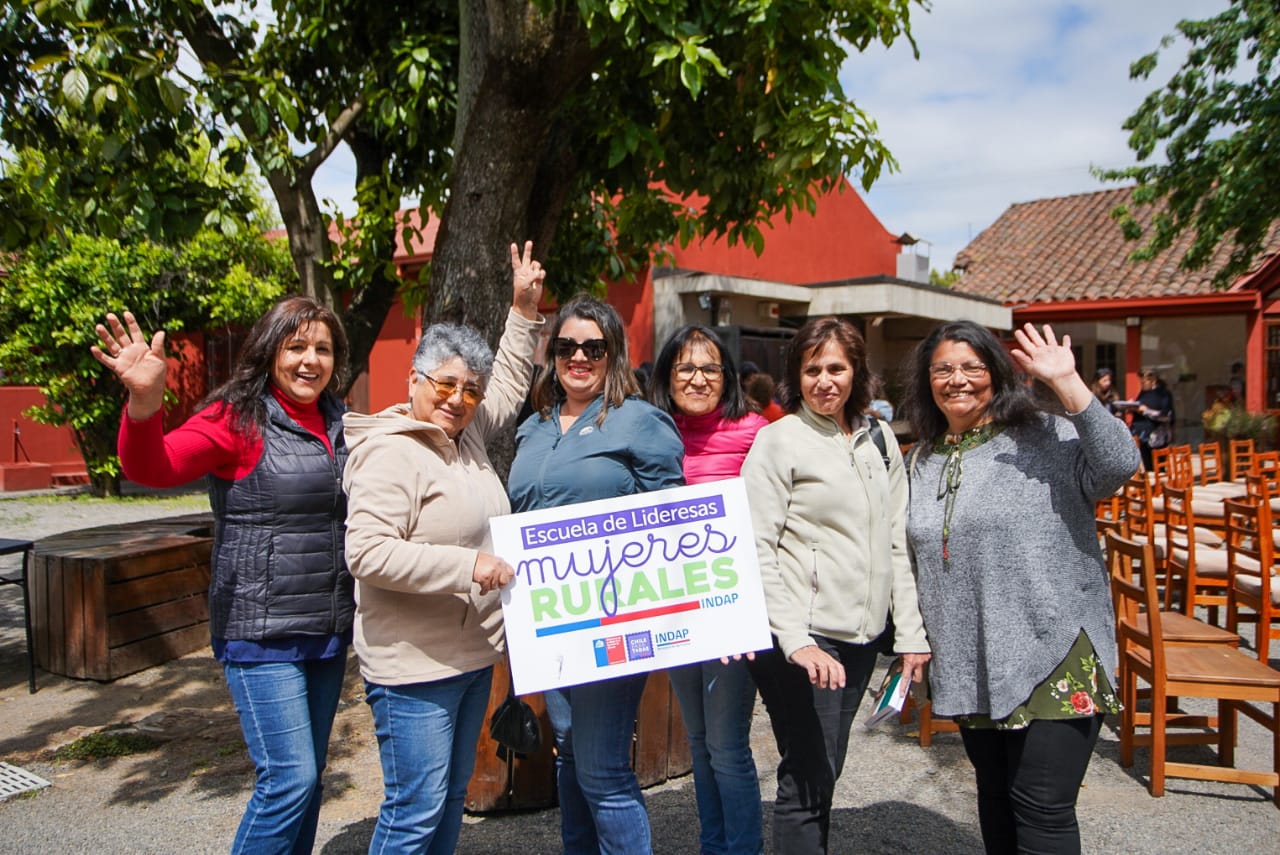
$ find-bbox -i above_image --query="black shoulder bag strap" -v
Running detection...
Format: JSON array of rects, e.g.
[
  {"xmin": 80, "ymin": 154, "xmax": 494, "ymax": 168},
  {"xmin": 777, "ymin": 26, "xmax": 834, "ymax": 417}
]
[
  {"xmin": 867, "ymin": 417, "xmax": 896, "ymax": 655},
  {"xmin": 868, "ymin": 418, "xmax": 891, "ymax": 471}
]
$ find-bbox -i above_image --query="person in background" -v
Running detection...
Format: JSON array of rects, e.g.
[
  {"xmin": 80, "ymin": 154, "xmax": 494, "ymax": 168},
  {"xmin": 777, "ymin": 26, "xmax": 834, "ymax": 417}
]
[
  {"xmin": 92, "ymin": 297, "xmax": 352, "ymax": 854},
  {"xmin": 740, "ymin": 359, "xmax": 762, "ymax": 390},
  {"xmin": 342, "ymin": 243, "xmax": 544, "ymax": 854},
  {"xmin": 745, "ymin": 372, "xmax": 786, "ymax": 423},
  {"xmin": 648, "ymin": 324, "xmax": 768, "ymax": 855},
  {"xmin": 1089, "ymin": 368, "xmax": 1118, "ymax": 412},
  {"xmin": 507, "ymin": 295, "xmax": 685, "ymax": 855},
  {"xmin": 867, "ymin": 374, "xmax": 895, "ymax": 422},
  {"xmin": 1228, "ymin": 360, "xmax": 1245, "ymax": 402},
  {"xmin": 901, "ymin": 321, "xmax": 1139, "ymax": 855},
  {"xmin": 741, "ymin": 316, "xmax": 930, "ymax": 855},
  {"xmin": 1129, "ymin": 368, "xmax": 1174, "ymax": 470}
]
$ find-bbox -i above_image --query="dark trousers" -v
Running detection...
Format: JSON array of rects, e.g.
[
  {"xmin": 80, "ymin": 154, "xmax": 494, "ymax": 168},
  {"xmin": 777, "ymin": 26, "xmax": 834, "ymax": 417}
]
[
  {"xmin": 748, "ymin": 634, "xmax": 879, "ymax": 855},
  {"xmin": 959, "ymin": 715, "xmax": 1104, "ymax": 855}
]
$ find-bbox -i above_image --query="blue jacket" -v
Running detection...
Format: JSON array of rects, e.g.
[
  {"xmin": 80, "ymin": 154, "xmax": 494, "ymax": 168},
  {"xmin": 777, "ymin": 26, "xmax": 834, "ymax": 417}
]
[{"xmin": 509, "ymin": 395, "xmax": 684, "ymax": 512}]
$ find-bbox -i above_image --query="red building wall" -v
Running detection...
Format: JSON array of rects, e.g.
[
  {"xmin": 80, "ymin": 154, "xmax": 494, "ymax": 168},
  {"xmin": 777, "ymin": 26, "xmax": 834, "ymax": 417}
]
[{"xmin": 668, "ymin": 181, "xmax": 899, "ymax": 283}]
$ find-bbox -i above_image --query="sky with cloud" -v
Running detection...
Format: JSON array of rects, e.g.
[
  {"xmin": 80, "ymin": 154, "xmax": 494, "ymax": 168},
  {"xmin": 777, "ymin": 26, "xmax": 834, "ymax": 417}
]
[
  {"xmin": 840, "ymin": 0, "xmax": 1228, "ymax": 272},
  {"xmin": 309, "ymin": 1, "xmax": 1230, "ymax": 275}
]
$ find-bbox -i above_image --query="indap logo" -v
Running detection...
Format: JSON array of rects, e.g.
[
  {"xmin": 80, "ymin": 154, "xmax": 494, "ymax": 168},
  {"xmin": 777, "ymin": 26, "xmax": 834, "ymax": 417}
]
[{"xmin": 654, "ymin": 628, "xmax": 691, "ymax": 649}]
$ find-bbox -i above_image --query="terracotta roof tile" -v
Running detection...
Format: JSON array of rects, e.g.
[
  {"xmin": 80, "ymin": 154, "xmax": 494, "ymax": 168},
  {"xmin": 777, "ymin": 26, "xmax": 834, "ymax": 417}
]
[{"xmin": 951, "ymin": 187, "xmax": 1280, "ymax": 304}]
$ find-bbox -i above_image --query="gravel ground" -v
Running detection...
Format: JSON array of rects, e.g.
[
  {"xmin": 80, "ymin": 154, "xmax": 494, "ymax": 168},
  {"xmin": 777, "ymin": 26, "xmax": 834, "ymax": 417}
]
[{"xmin": 0, "ymin": 487, "xmax": 1277, "ymax": 854}]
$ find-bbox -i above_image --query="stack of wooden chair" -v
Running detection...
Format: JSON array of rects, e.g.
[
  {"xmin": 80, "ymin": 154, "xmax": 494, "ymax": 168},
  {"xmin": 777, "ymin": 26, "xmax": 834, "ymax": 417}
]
[{"xmin": 1105, "ymin": 530, "xmax": 1280, "ymax": 806}]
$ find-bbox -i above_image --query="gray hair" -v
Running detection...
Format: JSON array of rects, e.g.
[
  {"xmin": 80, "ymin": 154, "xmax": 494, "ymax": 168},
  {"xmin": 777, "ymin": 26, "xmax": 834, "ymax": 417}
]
[{"xmin": 412, "ymin": 322, "xmax": 494, "ymax": 381}]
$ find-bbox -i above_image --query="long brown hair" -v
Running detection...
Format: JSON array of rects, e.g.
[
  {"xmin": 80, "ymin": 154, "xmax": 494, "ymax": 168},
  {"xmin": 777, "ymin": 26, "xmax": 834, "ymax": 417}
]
[
  {"xmin": 201, "ymin": 295, "xmax": 348, "ymax": 438},
  {"xmin": 529, "ymin": 294, "xmax": 639, "ymax": 424}
]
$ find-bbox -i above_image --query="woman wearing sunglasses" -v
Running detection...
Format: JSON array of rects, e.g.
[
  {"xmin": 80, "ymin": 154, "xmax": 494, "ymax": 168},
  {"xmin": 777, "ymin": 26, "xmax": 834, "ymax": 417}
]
[
  {"xmin": 646, "ymin": 324, "xmax": 767, "ymax": 855},
  {"xmin": 508, "ymin": 294, "xmax": 685, "ymax": 855},
  {"xmin": 341, "ymin": 242, "xmax": 545, "ymax": 853}
]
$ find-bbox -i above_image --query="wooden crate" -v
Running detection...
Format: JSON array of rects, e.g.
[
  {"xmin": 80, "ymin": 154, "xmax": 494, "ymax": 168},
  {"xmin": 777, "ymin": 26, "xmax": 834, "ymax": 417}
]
[
  {"xmin": 464, "ymin": 662, "xmax": 693, "ymax": 812},
  {"xmin": 30, "ymin": 513, "xmax": 214, "ymax": 681}
]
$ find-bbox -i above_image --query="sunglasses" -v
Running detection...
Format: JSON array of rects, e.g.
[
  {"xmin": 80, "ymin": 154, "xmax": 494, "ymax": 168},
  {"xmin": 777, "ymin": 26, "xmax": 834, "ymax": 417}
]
[
  {"xmin": 553, "ymin": 337, "xmax": 608, "ymax": 361},
  {"xmin": 421, "ymin": 374, "xmax": 484, "ymax": 407}
]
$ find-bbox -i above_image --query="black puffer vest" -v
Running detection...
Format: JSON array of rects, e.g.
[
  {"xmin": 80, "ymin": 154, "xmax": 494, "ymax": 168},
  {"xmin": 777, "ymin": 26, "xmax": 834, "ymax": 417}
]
[{"xmin": 207, "ymin": 391, "xmax": 354, "ymax": 640}]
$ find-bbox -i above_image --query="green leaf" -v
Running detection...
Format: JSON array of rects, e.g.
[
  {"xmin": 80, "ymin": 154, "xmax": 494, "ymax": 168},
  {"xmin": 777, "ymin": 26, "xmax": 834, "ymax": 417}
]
[
  {"xmin": 679, "ymin": 60, "xmax": 702, "ymax": 99},
  {"xmin": 158, "ymin": 78, "xmax": 185, "ymax": 116},
  {"xmin": 62, "ymin": 68, "xmax": 89, "ymax": 108}
]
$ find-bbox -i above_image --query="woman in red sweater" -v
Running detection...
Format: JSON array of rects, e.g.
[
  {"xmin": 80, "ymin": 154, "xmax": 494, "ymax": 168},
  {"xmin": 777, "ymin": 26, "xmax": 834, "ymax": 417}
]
[
  {"xmin": 91, "ymin": 298, "xmax": 352, "ymax": 854},
  {"xmin": 648, "ymin": 324, "xmax": 768, "ymax": 854}
]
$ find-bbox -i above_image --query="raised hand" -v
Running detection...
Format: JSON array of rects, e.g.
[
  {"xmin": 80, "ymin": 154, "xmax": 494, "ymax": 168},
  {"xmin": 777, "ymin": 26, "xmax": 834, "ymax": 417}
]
[
  {"xmin": 90, "ymin": 311, "xmax": 168, "ymax": 420},
  {"xmin": 1011, "ymin": 322, "xmax": 1092, "ymax": 414},
  {"xmin": 1011, "ymin": 323, "xmax": 1076, "ymax": 384},
  {"xmin": 510, "ymin": 240, "xmax": 546, "ymax": 321}
]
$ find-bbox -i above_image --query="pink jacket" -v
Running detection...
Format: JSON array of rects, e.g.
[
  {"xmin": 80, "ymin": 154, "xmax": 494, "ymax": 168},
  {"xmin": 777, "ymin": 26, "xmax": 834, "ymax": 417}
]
[{"xmin": 672, "ymin": 406, "xmax": 768, "ymax": 485}]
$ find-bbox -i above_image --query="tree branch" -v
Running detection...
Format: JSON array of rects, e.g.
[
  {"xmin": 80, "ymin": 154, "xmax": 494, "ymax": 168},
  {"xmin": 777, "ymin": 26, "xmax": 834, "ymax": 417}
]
[{"xmin": 300, "ymin": 98, "xmax": 366, "ymax": 174}]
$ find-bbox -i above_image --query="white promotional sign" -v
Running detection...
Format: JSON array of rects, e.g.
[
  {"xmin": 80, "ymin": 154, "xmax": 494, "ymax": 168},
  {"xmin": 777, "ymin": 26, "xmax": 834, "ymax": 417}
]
[{"xmin": 491, "ymin": 478, "xmax": 771, "ymax": 695}]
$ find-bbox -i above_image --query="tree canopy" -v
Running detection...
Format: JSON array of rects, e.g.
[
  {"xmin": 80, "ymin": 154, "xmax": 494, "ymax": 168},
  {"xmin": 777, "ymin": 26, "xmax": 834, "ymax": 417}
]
[
  {"xmin": 1099, "ymin": 0, "xmax": 1280, "ymax": 287},
  {"xmin": 2, "ymin": 0, "xmax": 924, "ymax": 388}
]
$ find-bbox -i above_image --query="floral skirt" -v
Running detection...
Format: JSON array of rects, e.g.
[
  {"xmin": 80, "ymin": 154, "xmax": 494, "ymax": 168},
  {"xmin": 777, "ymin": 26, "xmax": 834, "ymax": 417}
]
[{"xmin": 957, "ymin": 629, "xmax": 1121, "ymax": 731}]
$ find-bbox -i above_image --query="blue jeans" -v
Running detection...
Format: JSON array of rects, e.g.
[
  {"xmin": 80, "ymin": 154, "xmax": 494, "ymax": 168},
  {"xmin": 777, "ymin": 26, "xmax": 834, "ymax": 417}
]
[
  {"xmin": 223, "ymin": 655, "xmax": 348, "ymax": 855},
  {"xmin": 365, "ymin": 667, "xmax": 493, "ymax": 855},
  {"xmin": 669, "ymin": 660, "xmax": 763, "ymax": 854},
  {"xmin": 546, "ymin": 672, "xmax": 651, "ymax": 855}
]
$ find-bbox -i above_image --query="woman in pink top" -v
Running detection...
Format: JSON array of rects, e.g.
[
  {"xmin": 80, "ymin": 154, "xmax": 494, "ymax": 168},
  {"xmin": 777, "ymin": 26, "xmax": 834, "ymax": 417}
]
[{"xmin": 648, "ymin": 324, "xmax": 768, "ymax": 855}]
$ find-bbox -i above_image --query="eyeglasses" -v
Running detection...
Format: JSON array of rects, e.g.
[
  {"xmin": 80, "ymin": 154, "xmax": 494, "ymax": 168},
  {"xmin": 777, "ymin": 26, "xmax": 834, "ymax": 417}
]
[
  {"xmin": 929, "ymin": 361, "xmax": 989, "ymax": 379},
  {"xmin": 553, "ymin": 337, "xmax": 608, "ymax": 361},
  {"xmin": 421, "ymin": 374, "xmax": 484, "ymax": 407},
  {"xmin": 673, "ymin": 362, "xmax": 724, "ymax": 381}
]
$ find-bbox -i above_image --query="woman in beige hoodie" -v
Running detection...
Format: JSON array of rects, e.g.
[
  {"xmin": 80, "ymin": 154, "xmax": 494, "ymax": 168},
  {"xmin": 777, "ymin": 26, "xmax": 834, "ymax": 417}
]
[{"xmin": 342, "ymin": 242, "xmax": 544, "ymax": 854}]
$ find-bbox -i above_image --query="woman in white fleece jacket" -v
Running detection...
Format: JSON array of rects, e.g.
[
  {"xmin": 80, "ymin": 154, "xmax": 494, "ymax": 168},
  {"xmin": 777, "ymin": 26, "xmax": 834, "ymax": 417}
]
[
  {"xmin": 342, "ymin": 242, "xmax": 543, "ymax": 854},
  {"xmin": 741, "ymin": 316, "xmax": 930, "ymax": 855}
]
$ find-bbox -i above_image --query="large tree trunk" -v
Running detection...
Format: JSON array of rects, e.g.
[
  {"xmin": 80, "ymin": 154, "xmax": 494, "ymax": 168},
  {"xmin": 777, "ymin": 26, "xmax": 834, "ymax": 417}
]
[
  {"xmin": 428, "ymin": 0, "xmax": 596, "ymax": 337},
  {"xmin": 430, "ymin": 1, "xmax": 597, "ymax": 474}
]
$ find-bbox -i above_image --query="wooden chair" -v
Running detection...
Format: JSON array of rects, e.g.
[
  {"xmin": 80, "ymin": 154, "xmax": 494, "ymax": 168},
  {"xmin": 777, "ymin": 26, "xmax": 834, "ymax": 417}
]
[
  {"xmin": 1151, "ymin": 446, "xmax": 1178, "ymax": 488},
  {"xmin": 1163, "ymin": 484, "xmax": 1231, "ymax": 622},
  {"xmin": 1229, "ymin": 437, "xmax": 1257, "ymax": 482},
  {"xmin": 1197, "ymin": 441, "xmax": 1225, "ymax": 486},
  {"xmin": 1110, "ymin": 531, "xmax": 1280, "ymax": 806},
  {"xmin": 1106, "ymin": 531, "xmax": 1239, "ymax": 651},
  {"xmin": 1123, "ymin": 472, "xmax": 1167, "ymax": 588},
  {"xmin": 1224, "ymin": 496, "xmax": 1280, "ymax": 664},
  {"xmin": 900, "ymin": 692, "xmax": 959, "ymax": 748},
  {"xmin": 1096, "ymin": 492, "xmax": 1124, "ymax": 530},
  {"xmin": 1106, "ymin": 532, "xmax": 1240, "ymax": 734}
]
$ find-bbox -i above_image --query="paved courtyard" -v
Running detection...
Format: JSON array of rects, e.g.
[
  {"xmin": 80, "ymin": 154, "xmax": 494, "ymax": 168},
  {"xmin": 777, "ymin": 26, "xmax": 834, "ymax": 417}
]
[{"xmin": 0, "ymin": 490, "xmax": 1276, "ymax": 853}]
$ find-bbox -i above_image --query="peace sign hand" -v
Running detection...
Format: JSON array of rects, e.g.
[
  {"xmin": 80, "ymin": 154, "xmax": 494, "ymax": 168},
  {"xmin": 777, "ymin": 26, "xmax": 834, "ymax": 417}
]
[
  {"xmin": 510, "ymin": 241, "xmax": 546, "ymax": 321},
  {"xmin": 90, "ymin": 311, "xmax": 168, "ymax": 419}
]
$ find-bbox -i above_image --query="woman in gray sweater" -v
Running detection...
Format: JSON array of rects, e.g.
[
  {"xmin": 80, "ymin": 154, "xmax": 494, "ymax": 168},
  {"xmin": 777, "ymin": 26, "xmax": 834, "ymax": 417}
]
[{"xmin": 902, "ymin": 321, "xmax": 1140, "ymax": 855}]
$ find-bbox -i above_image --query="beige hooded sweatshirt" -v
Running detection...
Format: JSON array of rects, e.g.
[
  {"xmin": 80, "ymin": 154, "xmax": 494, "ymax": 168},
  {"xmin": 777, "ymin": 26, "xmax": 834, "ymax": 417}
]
[{"xmin": 342, "ymin": 309, "xmax": 540, "ymax": 685}]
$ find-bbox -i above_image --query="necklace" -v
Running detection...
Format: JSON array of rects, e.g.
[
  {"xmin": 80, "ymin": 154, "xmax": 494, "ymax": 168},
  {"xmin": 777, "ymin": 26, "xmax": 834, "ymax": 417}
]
[{"xmin": 933, "ymin": 422, "xmax": 1002, "ymax": 563}]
